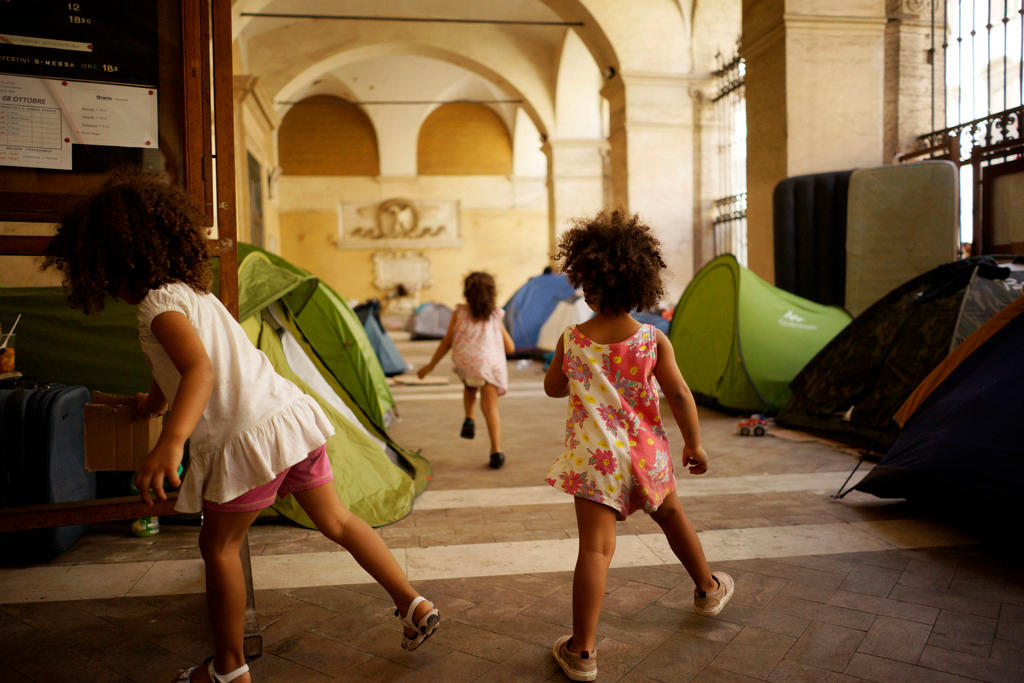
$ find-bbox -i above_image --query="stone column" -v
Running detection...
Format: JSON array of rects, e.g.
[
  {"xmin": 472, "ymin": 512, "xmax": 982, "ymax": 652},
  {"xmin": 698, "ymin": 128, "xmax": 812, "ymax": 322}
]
[
  {"xmin": 885, "ymin": 0, "xmax": 946, "ymax": 161},
  {"xmin": 742, "ymin": 0, "xmax": 888, "ymax": 282},
  {"xmin": 544, "ymin": 138, "xmax": 607, "ymax": 258},
  {"xmin": 233, "ymin": 75, "xmax": 281, "ymax": 251},
  {"xmin": 601, "ymin": 71, "xmax": 698, "ymax": 300}
]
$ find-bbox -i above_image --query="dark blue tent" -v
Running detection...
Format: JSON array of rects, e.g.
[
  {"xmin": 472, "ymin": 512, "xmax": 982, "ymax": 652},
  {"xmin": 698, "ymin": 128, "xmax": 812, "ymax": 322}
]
[
  {"xmin": 503, "ymin": 273, "xmax": 576, "ymax": 353},
  {"xmin": 854, "ymin": 296, "xmax": 1024, "ymax": 512},
  {"xmin": 354, "ymin": 300, "xmax": 409, "ymax": 377},
  {"xmin": 633, "ymin": 310, "xmax": 670, "ymax": 334}
]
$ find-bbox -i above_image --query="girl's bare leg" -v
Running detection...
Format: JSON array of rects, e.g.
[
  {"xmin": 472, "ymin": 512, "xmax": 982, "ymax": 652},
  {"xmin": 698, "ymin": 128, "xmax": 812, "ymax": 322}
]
[
  {"xmin": 649, "ymin": 493, "xmax": 716, "ymax": 593},
  {"xmin": 197, "ymin": 508, "xmax": 262, "ymax": 683},
  {"xmin": 570, "ymin": 497, "xmax": 617, "ymax": 653},
  {"xmin": 293, "ymin": 484, "xmax": 431, "ymax": 633},
  {"xmin": 480, "ymin": 383, "xmax": 502, "ymax": 453},
  {"xmin": 463, "ymin": 385, "xmax": 478, "ymax": 420}
]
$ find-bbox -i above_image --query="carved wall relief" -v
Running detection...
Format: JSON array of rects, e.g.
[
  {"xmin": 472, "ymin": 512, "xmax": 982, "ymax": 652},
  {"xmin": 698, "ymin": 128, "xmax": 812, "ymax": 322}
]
[{"xmin": 336, "ymin": 198, "xmax": 461, "ymax": 249}]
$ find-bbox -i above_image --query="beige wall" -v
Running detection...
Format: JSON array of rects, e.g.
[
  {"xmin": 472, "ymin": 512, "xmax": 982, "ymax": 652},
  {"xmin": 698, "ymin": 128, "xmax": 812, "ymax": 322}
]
[
  {"xmin": 277, "ymin": 176, "xmax": 548, "ymax": 308},
  {"xmin": 0, "ymin": 224, "xmax": 61, "ymax": 287},
  {"xmin": 234, "ymin": 76, "xmax": 282, "ymax": 253}
]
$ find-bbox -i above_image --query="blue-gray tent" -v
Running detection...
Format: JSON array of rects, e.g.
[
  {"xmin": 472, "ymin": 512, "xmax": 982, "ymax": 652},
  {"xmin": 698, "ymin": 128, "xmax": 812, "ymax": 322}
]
[
  {"xmin": 503, "ymin": 272, "xmax": 576, "ymax": 354},
  {"xmin": 408, "ymin": 302, "xmax": 452, "ymax": 340},
  {"xmin": 354, "ymin": 300, "xmax": 409, "ymax": 377}
]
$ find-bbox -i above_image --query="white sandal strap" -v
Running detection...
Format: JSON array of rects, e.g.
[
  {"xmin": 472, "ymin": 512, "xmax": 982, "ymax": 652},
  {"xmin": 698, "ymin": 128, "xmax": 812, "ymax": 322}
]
[
  {"xmin": 209, "ymin": 661, "xmax": 249, "ymax": 683},
  {"xmin": 402, "ymin": 595, "xmax": 428, "ymax": 628}
]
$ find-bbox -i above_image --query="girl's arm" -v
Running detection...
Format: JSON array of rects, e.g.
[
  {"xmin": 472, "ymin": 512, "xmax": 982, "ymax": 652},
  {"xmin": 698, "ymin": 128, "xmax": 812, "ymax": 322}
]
[
  {"xmin": 416, "ymin": 309, "xmax": 458, "ymax": 379},
  {"xmin": 652, "ymin": 329, "xmax": 708, "ymax": 475},
  {"xmin": 544, "ymin": 335, "xmax": 569, "ymax": 398},
  {"xmin": 134, "ymin": 311, "xmax": 214, "ymax": 505},
  {"xmin": 500, "ymin": 323, "xmax": 515, "ymax": 356}
]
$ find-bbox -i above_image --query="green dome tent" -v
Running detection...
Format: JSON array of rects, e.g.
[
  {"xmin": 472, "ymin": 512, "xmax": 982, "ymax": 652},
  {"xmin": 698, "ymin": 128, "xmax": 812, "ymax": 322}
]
[
  {"xmin": 236, "ymin": 243, "xmax": 395, "ymax": 428},
  {"xmin": 236, "ymin": 250, "xmax": 430, "ymax": 527},
  {"xmin": 668, "ymin": 254, "xmax": 851, "ymax": 414}
]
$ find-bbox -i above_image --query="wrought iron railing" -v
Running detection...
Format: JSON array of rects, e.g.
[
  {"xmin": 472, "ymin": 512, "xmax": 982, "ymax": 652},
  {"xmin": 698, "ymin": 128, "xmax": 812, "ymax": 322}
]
[
  {"xmin": 708, "ymin": 48, "xmax": 747, "ymax": 264},
  {"xmin": 912, "ymin": 1, "xmax": 1023, "ymax": 245},
  {"xmin": 918, "ymin": 104, "xmax": 1022, "ymax": 162},
  {"xmin": 711, "ymin": 192, "xmax": 747, "ymax": 260}
]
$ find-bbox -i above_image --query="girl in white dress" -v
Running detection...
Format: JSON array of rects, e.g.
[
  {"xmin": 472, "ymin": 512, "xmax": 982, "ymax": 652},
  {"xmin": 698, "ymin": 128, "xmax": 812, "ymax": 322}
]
[
  {"xmin": 418, "ymin": 271, "xmax": 515, "ymax": 469},
  {"xmin": 46, "ymin": 176, "xmax": 438, "ymax": 683}
]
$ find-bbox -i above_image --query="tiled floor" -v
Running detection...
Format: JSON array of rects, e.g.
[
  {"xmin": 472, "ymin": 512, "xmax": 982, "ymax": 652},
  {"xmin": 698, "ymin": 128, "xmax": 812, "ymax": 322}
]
[{"xmin": 1, "ymin": 339, "xmax": 1022, "ymax": 681}]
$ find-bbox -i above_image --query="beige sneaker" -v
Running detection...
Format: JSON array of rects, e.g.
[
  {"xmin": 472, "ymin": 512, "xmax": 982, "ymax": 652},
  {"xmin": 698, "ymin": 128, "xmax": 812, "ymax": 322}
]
[
  {"xmin": 552, "ymin": 635, "xmax": 597, "ymax": 681},
  {"xmin": 693, "ymin": 571, "xmax": 734, "ymax": 616}
]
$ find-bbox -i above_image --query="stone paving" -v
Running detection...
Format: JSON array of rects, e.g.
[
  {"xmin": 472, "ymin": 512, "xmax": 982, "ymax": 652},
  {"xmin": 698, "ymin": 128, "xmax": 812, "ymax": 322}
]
[{"xmin": 0, "ymin": 340, "xmax": 1022, "ymax": 681}]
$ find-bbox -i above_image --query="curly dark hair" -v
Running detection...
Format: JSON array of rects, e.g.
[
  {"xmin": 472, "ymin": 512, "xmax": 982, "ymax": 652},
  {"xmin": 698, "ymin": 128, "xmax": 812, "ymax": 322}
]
[
  {"xmin": 554, "ymin": 210, "xmax": 666, "ymax": 314},
  {"xmin": 44, "ymin": 173, "xmax": 211, "ymax": 313},
  {"xmin": 463, "ymin": 271, "xmax": 497, "ymax": 321}
]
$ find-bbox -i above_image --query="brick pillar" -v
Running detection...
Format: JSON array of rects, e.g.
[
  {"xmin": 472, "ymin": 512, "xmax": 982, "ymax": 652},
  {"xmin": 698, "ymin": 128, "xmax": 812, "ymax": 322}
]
[{"xmin": 742, "ymin": 0, "xmax": 888, "ymax": 282}]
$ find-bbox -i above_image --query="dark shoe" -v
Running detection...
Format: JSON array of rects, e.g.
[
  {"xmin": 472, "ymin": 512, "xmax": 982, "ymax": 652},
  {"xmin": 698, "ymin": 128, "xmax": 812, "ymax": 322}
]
[
  {"xmin": 552, "ymin": 636, "xmax": 596, "ymax": 681},
  {"xmin": 489, "ymin": 452, "xmax": 505, "ymax": 469},
  {"xmin": 460, "ymin": 417, "xmax": 475, "ymax": 439}
]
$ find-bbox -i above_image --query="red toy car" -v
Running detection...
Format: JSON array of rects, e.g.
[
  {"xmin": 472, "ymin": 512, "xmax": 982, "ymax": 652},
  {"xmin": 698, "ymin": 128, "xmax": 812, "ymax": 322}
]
[{"xmin": 737, "ymin": 415, "xmax": 768, "ymax": 436}]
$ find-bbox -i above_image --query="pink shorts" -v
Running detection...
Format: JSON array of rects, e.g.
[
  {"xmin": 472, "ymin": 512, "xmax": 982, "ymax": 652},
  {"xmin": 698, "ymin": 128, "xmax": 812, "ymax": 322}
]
[{"xmin": 204, "ymin": 444, "xmax": 333, "ymax": 513}]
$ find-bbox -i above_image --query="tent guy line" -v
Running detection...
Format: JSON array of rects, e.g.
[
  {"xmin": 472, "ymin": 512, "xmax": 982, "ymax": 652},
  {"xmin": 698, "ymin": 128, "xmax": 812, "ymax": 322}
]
[{"xmin": 413, "ymin": 471, "xmax": 869, "ymax": 510}]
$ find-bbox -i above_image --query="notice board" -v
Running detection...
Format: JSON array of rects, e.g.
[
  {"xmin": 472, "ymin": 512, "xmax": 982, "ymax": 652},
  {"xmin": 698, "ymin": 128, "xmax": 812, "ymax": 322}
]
[{"xmin": 0, "ymin": 0, "xmax": 213, "ymax": 224}]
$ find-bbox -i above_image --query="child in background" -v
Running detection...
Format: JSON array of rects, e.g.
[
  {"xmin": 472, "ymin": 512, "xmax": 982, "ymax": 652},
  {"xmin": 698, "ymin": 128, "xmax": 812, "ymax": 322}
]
[
  {"xmin": 45, "ymin": 176, "xmax": 438, "ymax": 683},
  {"xmin": 417, "ymin": 271, "xmax": 515, "ymax": 469},
  {"xmin": 543, "ymin": 211, "xmax": 733, "ymax": 681}
]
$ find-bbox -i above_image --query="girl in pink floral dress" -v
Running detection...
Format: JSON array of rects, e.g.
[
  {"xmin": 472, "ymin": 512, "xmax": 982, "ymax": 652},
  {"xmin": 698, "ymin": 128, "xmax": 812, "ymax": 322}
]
[
  {"xmin": 543, "ymin": 212, "xmax": 734, "ymax": 681},
  {"xmin": 418, "ymin": 272, "xmax": 515, "ymax": 469}
]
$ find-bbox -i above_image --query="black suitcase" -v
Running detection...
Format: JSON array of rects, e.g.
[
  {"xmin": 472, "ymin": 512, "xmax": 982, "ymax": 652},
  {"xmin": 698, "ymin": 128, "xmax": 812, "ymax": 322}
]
[{"xmin": 0, "ymin": 383, "xmax": 96, "ymax": 562}]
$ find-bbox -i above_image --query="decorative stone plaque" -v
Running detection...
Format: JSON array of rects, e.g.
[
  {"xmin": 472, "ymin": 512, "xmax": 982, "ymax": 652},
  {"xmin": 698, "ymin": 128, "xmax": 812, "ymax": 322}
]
[{"xmin": 337, "ymin": 198, "xmax": 461, "ymax": 249}]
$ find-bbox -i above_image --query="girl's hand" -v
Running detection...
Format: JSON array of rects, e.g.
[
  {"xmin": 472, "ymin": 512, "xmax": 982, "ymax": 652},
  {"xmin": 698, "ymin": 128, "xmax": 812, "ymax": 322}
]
[
  {"xmin": 134, "ymin": 391, "xmax": 167, "ymax": 420},
  {"xmin": 134, "ymin": 441, "xmax": 183, "ymax": 506},
  {"xmin": 682, "ymin": 444, "xmax": 709, "ymax": 475},
  {"xmin": 416, "ymin": 363, "xmax": 433, "ymax": 379}
]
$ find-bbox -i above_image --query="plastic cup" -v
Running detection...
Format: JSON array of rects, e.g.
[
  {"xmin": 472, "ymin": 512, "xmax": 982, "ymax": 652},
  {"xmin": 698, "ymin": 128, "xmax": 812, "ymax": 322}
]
[{"xmin": 0, "ymin": 335, "xmax": 14, "ymax": 374}]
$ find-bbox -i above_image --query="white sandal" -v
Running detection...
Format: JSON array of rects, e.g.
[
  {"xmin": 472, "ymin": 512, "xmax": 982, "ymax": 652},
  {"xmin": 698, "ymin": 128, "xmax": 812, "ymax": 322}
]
[
  {"xmin": 174, "ymin": 656, "xmax": 250, "ymax": 682},
  {"xmin": 395, "ymin": 595, "xmax": 440, "ymax": 650}
]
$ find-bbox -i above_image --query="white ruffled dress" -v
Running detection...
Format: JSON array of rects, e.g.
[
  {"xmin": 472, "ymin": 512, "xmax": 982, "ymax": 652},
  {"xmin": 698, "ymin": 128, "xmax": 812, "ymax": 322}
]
[{"xmin": 138, "ymin": 282, "xmax": 335, "ymax": 513}]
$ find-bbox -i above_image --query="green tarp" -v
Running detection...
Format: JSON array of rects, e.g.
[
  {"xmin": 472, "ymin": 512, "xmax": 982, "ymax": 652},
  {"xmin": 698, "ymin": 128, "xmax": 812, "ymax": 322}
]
[
  {"xmin": 668, "ymin": 254, "xmax": 851, "ymax": 414},
  {"xmin": 0, "ymin": 288, "xmax": 150, "ymax": 395}
]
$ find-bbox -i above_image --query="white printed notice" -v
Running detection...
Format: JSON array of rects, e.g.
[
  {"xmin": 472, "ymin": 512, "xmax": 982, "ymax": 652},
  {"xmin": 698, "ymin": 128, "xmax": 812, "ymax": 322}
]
[
  {"xmin": 0, "ymin": 74, "xmax": 71, "ymax": 169},
  {"xmin": 0, "ymin": 74, "xmax": 159, "ymax": 170},
  {"xmin": 66, "ymin": 80, "xmax": 158, "ymax": 148}
]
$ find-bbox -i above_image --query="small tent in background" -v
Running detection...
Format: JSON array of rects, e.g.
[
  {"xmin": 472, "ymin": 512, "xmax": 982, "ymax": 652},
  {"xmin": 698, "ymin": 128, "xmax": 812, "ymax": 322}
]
[
  {"xmin": 237, "ymin": 251, "xmax": 430, "ymax": 528},
  {"xmin": 853, "ymin": 295, "xmax": 1024, "ymax": 512},
  {"xmin": 353, "ymin": 300, "xmax": 409, "ymax": 377},
  {"xmin": 668, "ymin": 254, "xmax": 851, "ymax": 414},
  {"xmin": 537, "ymin": 295, "xmax": 592, "ymax": 353},
  {"xmin": 408, "ymin": 302, "xmax": 452, "ymax": 340},
  {"xmin": 633, "ymin": 310, "xmax": 670, "ymax": 334},
  {"xmin": 778, "ymin": 258, "xmax": 1023, "ymax": 451},
  {"xmin": 504, "ymin": 272, "xmax": 576, "ymax": 354}
]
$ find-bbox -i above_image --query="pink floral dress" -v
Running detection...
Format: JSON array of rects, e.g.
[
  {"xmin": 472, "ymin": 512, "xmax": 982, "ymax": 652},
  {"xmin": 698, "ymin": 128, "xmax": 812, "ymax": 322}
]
[
  {"xmin": 451, "ymin": 305, "xmax": 509, "ymax": 395},
  {"xmin": 545, "ymin": 324, "xmax": 675, "ymax": 518}
]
